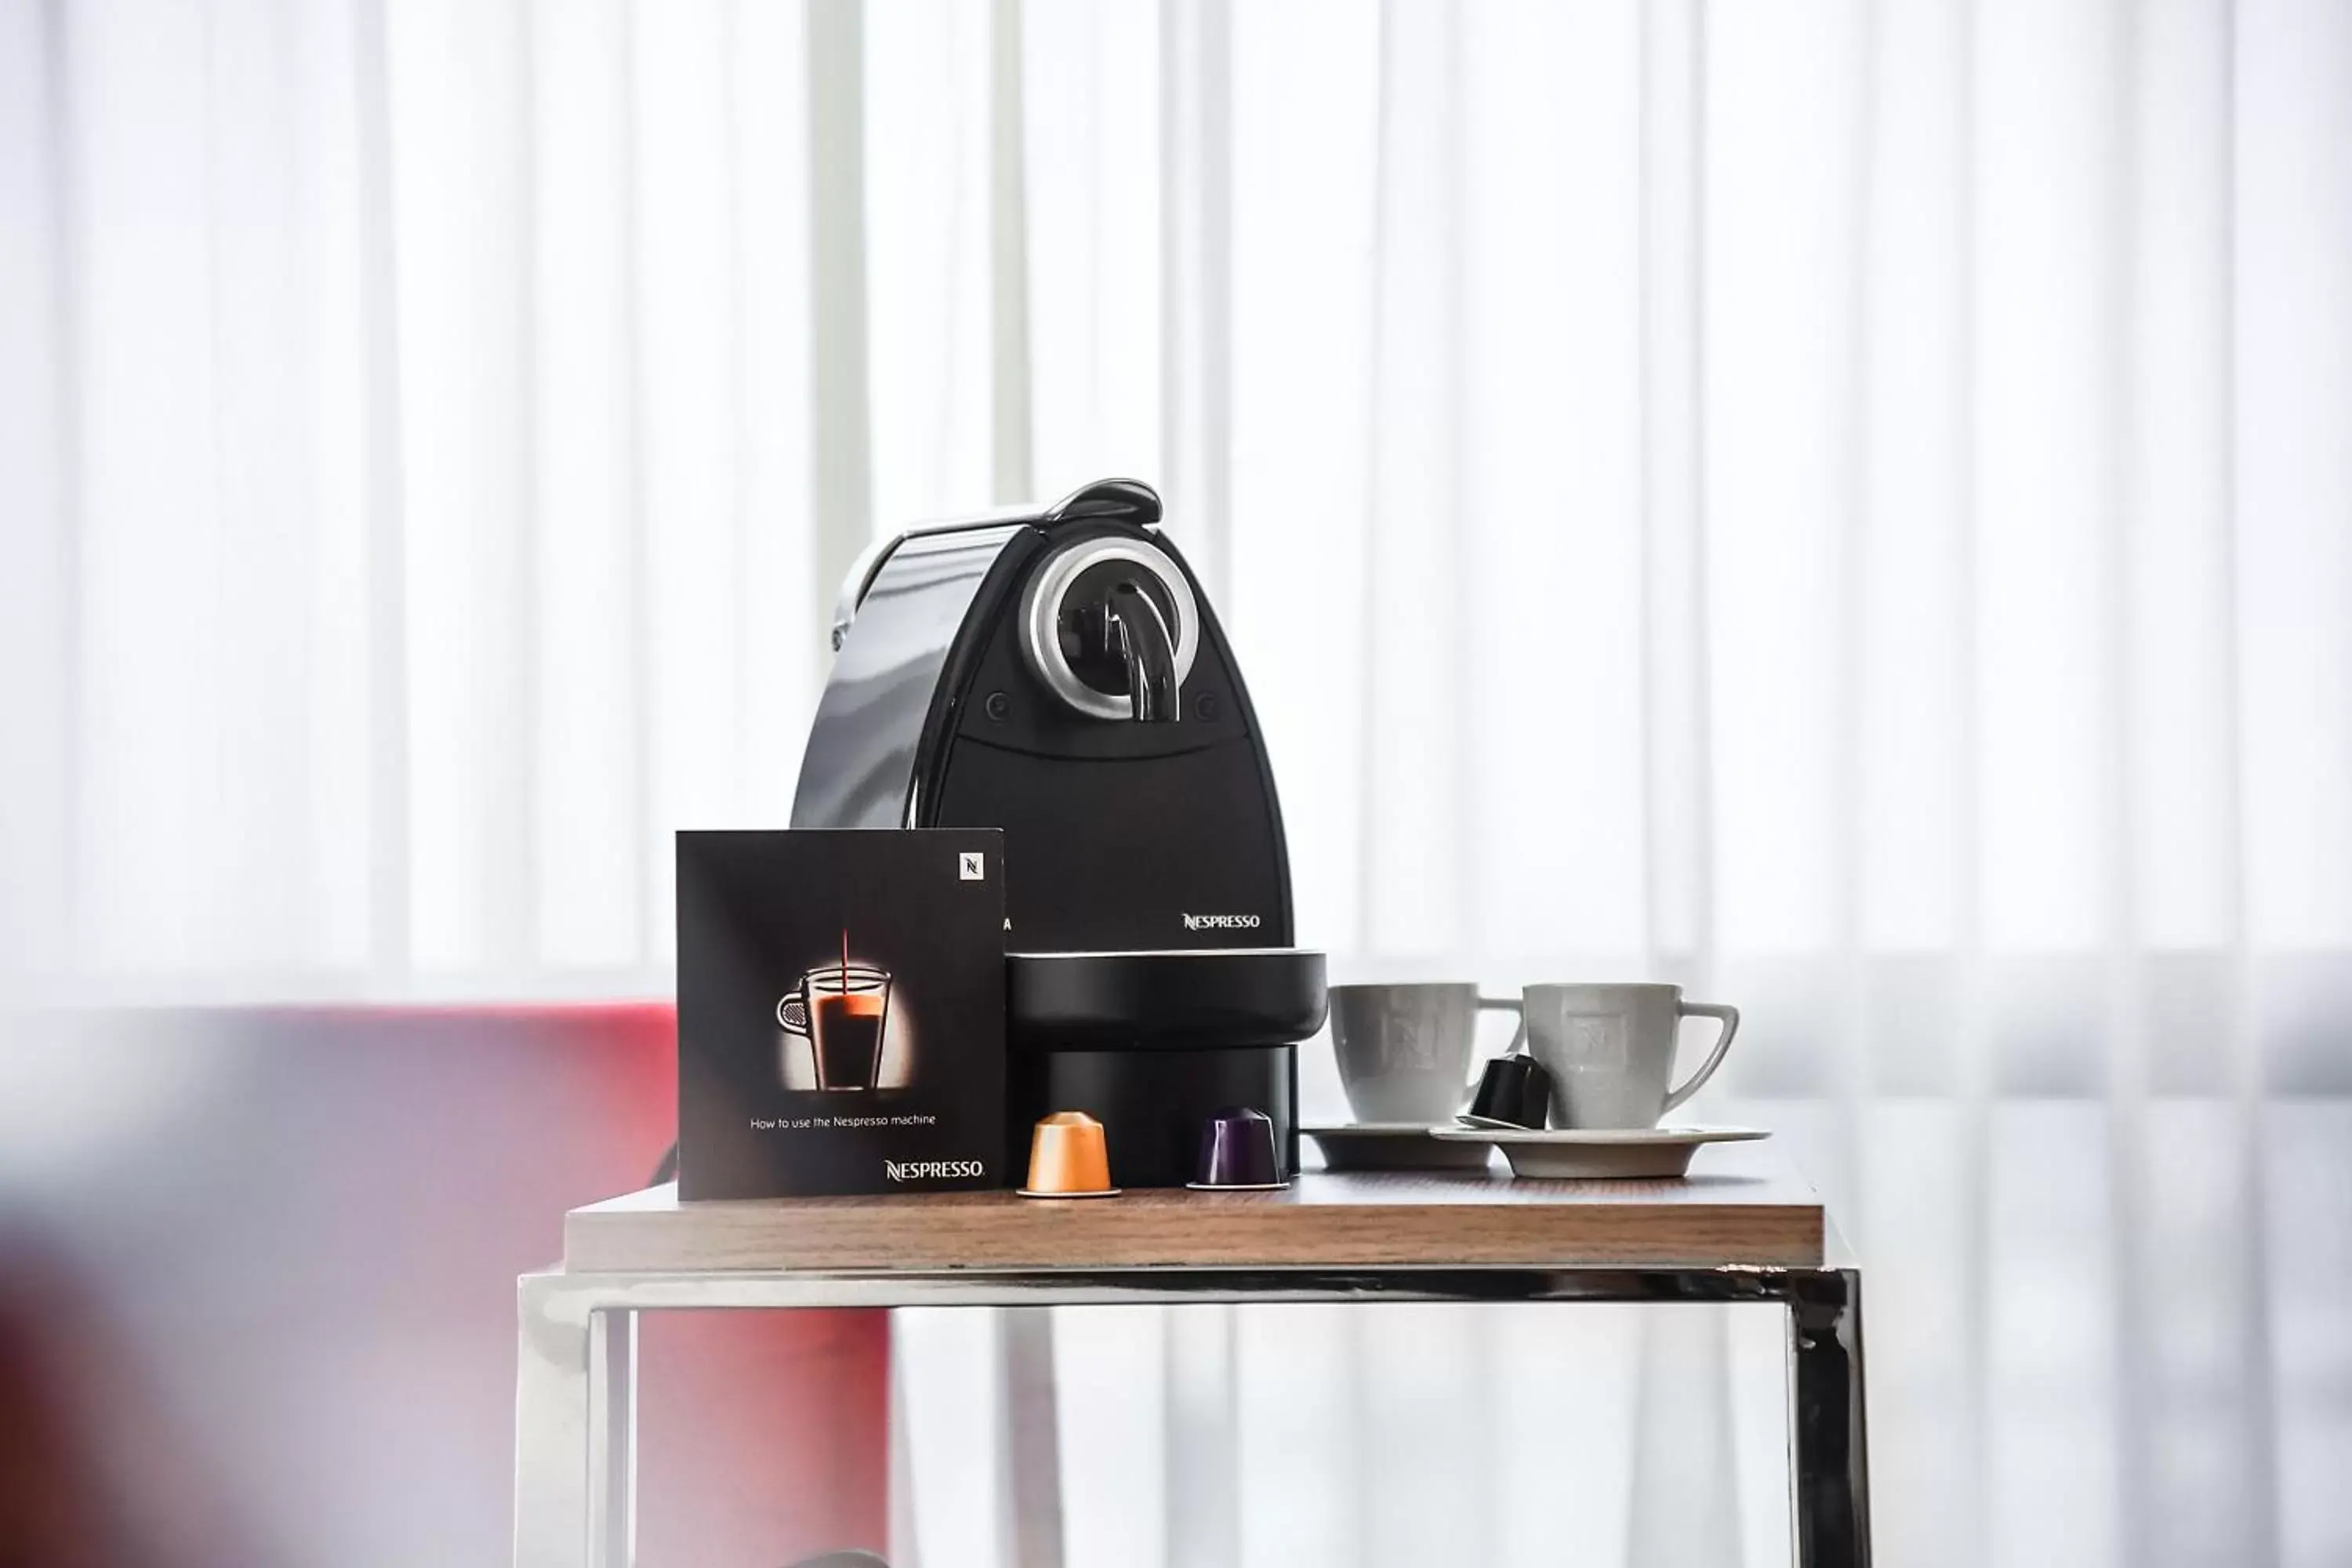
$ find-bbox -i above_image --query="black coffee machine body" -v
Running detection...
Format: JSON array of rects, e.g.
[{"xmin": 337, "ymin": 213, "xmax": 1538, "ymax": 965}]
[{"xmin": 790, "ymin": 478, "xmax": 1323, "ymax": 1186}]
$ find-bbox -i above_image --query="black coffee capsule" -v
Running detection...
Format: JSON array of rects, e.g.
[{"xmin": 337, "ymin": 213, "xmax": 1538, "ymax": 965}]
[{"xmin": 1466, "ymin": 1052, "xmax": 1554, "ymax": 1131}]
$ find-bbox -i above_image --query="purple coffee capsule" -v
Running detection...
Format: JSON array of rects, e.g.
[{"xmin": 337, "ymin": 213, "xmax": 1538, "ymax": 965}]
[{"xmin": 1191, "ymin": 1105, "xmax": 1287, "ymax": 1189}]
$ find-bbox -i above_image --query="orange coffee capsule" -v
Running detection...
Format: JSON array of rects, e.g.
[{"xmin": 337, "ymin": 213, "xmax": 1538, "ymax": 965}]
[{"xmin": 1018, "ymin": 1111, "xmax": 1120, "ymax": 1197}]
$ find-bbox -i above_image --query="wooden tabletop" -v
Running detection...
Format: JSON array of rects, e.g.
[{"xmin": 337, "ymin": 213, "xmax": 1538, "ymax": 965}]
[{"xmin": 563, "ymin": 1140, "xmax": 1824, "ymax": 1274}]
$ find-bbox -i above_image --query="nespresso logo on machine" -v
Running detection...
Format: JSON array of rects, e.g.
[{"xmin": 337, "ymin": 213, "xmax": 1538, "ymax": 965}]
[
  {"xmin": 884, "ymin": 1158, "xmax": 986, "ymax": 1182},
  {"xmin": 1181, "ymin": 912, "xmax": 1261, "ymax": 931}
]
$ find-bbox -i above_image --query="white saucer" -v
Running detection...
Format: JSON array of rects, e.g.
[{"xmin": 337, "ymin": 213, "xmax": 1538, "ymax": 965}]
[
  {"xmin": 1428, "ymin": 1124, "xmax": 1768, "ymax": 1179},
  {"xmin": 1016, "ymin": 1187, "xmax": 1122, "ymax": 1199},
  {"xmin": 1302, "ymin": 1123, "xmax": 1497, "ymax": 1173}
]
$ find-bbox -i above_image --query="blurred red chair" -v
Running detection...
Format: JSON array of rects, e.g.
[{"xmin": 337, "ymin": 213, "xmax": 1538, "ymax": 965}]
[{"xmin": 0, "ymin": 1004, "xmax": 887, "ymax": 1568}]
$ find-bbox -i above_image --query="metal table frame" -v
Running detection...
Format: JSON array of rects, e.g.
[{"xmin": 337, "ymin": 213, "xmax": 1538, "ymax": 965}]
[{"xmin": 514, "ymin": 1254, "xmax": 1869, "ymax": 1567}]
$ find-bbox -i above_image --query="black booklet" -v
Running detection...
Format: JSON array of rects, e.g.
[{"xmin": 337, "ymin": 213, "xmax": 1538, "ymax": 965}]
[{"xmin": 676, "ymin": 829, "xmax": 1006, "ymax": 1198}]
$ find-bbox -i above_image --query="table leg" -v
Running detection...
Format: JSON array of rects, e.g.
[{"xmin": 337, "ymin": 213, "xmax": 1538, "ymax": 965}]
[
  {"xmin": 517, "ymin": 1275, "xmax": 592, "ymax": 1568},
  {"xmin": 590, "ymin": 1307, "xmax": 638, "ymax": 1566},
  {"xmin": 516, "ymin": 1278, "xmax": 637, "ymax": 1568},
  {"xmin": 1788, "ymin": 1269, "xmax": 1871, "ymax": 1568}
]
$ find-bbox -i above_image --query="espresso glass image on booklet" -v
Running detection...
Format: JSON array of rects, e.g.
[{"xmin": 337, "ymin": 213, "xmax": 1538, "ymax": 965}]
[
  {"xmin": 676, "ymin": 829, "xmax": 1006, "ymax": 1199},
  {"xmin": 778, "ymin": 961, "xmax": 891, "ymax": 1091}
]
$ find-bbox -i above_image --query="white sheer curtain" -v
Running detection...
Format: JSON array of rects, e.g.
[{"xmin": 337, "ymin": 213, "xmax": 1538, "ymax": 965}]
[{"xmin": 5, "ymin": 0, "xmax": 2351, "ymax": 1563}]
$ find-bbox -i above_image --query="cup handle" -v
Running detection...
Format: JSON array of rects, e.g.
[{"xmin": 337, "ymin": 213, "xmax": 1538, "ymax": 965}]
[
  {"xmin": 1467, "ymin": 996, "xmax": 1527, "ymax": 1089},
  {"xmin": 1662, "ymin": 1001, "xmax": 1739, "ymax": 1114},
  {"xmin": 776, "ymin": 995, "xmax": 810, "ymax": 1036}
]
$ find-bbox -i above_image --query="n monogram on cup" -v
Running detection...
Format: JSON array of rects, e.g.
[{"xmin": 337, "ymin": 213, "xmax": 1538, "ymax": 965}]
[
  {"xmin": 1392, "ymin": 1015, "xmax": 1444, "ymax": 1070},
  {"xmin": 1559, "ymin": 1014, "xmax": 1632, "ymax": 1071}
]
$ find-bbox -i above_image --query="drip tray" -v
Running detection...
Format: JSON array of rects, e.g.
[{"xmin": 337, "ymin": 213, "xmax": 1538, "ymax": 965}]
[{"xmin": 1007, "ymin": 948, "xmax": 1328, "ymax": 1051}]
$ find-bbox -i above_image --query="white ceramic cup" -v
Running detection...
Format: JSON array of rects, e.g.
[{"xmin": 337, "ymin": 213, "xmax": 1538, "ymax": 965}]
[
  {"xmin": 1328, "ymin": 982, "xmax": 1524, "ymax": 1125},
  {"xmin": 1521, "ymin": 983, "xmax": 1740, "ymax": 1129}
]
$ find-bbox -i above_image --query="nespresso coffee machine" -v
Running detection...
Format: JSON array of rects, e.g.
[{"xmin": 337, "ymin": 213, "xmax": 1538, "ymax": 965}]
[{"xmin": 790, "ymin": 478, "xmax": 1327, "ymax": 1186}]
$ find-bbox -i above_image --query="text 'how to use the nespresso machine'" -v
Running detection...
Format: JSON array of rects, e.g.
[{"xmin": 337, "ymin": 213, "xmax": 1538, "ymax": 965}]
[{"xmin": 790, "ymin": 478, "xmax": 1327, "ymax": 1188}]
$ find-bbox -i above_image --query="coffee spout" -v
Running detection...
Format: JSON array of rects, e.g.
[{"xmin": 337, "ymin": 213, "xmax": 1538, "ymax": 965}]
[{"xmin": 1105, "ymin": 582, "xmax": 1180, "ymax": 722}]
